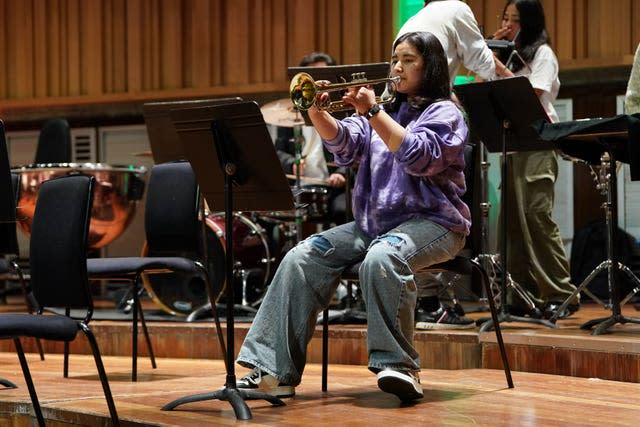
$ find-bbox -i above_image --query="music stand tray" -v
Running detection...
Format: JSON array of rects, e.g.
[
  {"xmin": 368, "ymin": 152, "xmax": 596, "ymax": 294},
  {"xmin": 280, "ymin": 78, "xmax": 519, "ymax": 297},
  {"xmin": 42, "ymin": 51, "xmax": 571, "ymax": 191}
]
[
  {"xmin": 454, "ymin": 76, "xmax": 556, "ymax": 330},
  {"xmin": 142, "ymin": 97, "xmax": 243, "ymax": 164},
  {"xmin": 160, "ymin": 100, "xmax": 294, "ymax": 419}
]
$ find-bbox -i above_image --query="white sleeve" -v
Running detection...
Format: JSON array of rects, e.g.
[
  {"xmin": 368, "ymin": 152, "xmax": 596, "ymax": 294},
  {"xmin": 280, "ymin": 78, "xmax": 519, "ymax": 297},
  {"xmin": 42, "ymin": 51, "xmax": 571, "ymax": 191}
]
[
  {"xmin": 454, "ymin": 5, "xmax": 496, "ymax": 80},
  {"xmin": 527, "ymin": 45, "xmax": 558, "ymax": 94}
]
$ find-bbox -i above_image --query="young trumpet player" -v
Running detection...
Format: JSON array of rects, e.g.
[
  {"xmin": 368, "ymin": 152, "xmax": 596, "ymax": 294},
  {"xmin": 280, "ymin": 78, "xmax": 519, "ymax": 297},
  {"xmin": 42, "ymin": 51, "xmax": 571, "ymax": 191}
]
[{"xmin": 232, "ymin": 31, "xmax": 470, "ymax": 402}]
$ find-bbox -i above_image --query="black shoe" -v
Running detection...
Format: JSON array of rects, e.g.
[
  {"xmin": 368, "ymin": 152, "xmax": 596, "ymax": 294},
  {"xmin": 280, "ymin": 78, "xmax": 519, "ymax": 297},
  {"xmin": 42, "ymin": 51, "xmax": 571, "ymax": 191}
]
[
  {"xmin": 543, "ymin": 301, "xmax": 580, "ymax": 319},
  {"xmin": 415, "ymin": 305, "xmax": 475, "ymax": 330}
]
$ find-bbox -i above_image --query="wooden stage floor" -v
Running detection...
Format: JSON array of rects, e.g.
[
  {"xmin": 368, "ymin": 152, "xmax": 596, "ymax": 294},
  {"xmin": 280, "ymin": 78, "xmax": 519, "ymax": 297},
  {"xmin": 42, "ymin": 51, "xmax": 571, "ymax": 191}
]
[
  {"xmin": 1, "ymin": 295, "xmax": 640, "ymax": 425},
  {"xmin": 1, "ymin": 354, "xmax": 640, "ymax": 426}
]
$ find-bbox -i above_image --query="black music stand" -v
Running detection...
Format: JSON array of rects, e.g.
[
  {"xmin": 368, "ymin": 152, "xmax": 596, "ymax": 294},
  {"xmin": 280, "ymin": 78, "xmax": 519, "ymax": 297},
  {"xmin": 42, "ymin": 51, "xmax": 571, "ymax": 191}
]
[
  {"xmin": 453, "ymin": 76, "xmax": 556, "ymax": 331},
  {"xmin": 535, "ymin": 114, "xmax": 640, "ymax": 334},
  {"xmin": 160, "ymin": 101, "xmax": 295, "ymax": 419}
]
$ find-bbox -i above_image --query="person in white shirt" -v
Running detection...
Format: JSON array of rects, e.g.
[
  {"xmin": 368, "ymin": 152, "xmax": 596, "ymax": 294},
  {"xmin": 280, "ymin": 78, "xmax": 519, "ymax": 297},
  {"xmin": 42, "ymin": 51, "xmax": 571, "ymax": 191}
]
[
  {"xmin": 396, "ymin": 0, "xmax": 496, "ymax": 85},
  {"xmin": 491, "ymin": 0, "xmax": 579, "ymax": 319}
]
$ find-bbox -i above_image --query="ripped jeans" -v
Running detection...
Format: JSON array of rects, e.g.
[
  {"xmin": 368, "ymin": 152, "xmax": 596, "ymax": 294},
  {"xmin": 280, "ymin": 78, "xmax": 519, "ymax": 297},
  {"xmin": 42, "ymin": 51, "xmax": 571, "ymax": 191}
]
[{"xmin": 236, "ymin": 219, "xmax": 465, "ymax": 386}]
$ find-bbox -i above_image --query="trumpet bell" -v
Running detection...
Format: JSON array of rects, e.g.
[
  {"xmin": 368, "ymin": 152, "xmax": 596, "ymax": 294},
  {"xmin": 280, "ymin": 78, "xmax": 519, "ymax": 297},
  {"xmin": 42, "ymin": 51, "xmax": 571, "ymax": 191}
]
[{"xmin": 289, "ymin": 72, "xmax": 317, "ymax": 111}]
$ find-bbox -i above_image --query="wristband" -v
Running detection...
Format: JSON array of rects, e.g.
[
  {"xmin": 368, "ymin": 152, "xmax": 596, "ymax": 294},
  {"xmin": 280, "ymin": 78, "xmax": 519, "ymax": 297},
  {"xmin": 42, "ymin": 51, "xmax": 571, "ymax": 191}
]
[{"xmin": 365, "ymin": 104, "xmax": 381, "ymax": 120}]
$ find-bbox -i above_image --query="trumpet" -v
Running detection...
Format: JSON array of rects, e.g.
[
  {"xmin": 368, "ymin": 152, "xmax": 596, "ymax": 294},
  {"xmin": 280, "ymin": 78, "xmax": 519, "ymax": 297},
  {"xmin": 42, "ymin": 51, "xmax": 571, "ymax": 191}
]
[{"xmin": 289, "ymin": 72, "xmax": 401, "ymax": 113}]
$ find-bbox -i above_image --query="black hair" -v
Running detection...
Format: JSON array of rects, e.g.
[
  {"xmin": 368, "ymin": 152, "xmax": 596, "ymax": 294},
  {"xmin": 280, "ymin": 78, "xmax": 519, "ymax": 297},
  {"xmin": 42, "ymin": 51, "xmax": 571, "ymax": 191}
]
[
  {"xmin": 386, "ymin": 31, "xmax": 451, "ymax": 112},
  {"xmin": 502, "ymin": 0, "xmax": 549, "ymax": 72},
  {"xmin": 299, "ymin": 52, "xmax": 337, "ymax": 67}
]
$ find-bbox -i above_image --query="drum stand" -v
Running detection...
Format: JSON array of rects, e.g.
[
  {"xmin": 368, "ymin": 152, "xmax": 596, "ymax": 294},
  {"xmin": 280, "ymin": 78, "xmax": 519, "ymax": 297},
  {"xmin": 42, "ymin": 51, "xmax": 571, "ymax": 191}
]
[{"xmin": 548, "ymin": 152, "xmax": 640, "ymax": 333}]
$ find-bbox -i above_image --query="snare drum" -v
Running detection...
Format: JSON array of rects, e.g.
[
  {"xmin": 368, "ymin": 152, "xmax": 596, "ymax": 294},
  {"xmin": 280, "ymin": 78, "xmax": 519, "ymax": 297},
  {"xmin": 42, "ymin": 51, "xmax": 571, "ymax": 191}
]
[{"xmin": 143, "ymin": 212, "xmax": 272, "ymax": 316}]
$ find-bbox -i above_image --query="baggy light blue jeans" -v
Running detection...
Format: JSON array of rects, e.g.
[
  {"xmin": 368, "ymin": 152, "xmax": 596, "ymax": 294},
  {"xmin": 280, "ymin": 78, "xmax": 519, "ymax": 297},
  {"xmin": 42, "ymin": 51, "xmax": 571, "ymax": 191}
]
[{"xmin": 236, "ymin": 219, "xmax": 466, "ymax": 386}]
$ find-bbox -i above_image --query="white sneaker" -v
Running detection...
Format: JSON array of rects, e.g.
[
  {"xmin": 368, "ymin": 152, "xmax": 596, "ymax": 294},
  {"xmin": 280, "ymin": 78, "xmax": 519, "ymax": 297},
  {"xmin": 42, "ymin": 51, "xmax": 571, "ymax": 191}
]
[
  {"xmin": 234, "ymin": 367, "xmax": 295, "ymax": 398},
  {"xmin": 376, "ymin": 369, "xmax": 423, "ymax": 401}
]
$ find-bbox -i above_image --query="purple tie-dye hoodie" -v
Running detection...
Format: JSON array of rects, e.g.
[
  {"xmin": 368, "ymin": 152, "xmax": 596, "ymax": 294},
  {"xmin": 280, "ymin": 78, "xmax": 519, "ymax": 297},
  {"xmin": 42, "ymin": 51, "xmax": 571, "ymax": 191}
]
[{"xmin": 323, "ymin": 100, "xmax": 470, "ymax": 238}]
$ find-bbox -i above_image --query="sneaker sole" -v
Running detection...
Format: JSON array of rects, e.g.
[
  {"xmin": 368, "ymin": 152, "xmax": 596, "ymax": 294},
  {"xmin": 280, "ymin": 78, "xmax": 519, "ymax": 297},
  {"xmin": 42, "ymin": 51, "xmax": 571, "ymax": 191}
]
[
  {"xmin": 415, "ymin": 321, "xmax": 476, "ymax": 330},
  {"xmin": 377, "ymin": 376, "xmax": 423, "ymax": 402},
  {"xmin": 231, "ymin": 384, "xmax": 295, "ymax": 398}
]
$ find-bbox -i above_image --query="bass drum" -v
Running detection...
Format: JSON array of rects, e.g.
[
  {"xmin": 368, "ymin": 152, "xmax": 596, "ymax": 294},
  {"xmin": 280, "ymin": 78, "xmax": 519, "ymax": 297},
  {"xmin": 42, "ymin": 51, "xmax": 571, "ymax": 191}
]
[{"xmin": 143, "ymin": 212, "xmax": 272, "ymax": 316}]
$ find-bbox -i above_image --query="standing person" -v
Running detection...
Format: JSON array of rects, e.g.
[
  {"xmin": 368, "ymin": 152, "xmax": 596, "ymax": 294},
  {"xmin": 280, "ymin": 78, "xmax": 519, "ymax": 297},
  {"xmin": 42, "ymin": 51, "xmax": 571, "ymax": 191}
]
[
  {"xmin": 396, "ymin": 0, "xmax": 496, "ymax": 84},
  {"xmin": 625, "ymin": 42, "xmax": 640, "ymax": 115},
  {"xmin": 233, "ymin": 31, "xmax": 470, "ymax": 402},
  {"xmin": 397, "ymin": 0, "xmax": 498, "ymax": 329},
  {"xmin": 491, "ymin": 0, "xmax": 579, "ymax": 319},
  {"xmin": 275, "ymin": 52, "xmax": 348, "ymax": 225}
]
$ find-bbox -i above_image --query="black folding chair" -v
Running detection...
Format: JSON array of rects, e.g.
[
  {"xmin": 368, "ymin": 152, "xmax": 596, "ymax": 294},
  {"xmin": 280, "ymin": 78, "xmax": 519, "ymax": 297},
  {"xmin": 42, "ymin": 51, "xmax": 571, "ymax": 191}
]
[
  {"xmin": 34, "ymin": 117, "xmax": 72, "ymax": 164},
  {"xmin": 0, "ymin": 120, "xmax": 44, "ymax": 360},
  {"xmin": 86, "ymin": 160, "xmax": 224, "ymax": 381},
  {"xmin": 0, "ymin": 174, "xmax": 119, "ymax": 426}
]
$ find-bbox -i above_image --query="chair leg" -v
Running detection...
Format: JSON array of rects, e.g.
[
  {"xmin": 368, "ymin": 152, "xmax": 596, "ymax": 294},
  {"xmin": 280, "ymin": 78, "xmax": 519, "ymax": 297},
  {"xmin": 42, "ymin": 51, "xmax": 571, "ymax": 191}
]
[
  {"xmin": 0, "ymin": 377, "xmax": 16, "ymax": 388},
  {"xmin": 136, "ymin": 285, "xmax": 157, "ymax": 370},
  {"xmin": 13, "ymin": 262, "xmax": 45, "ymax": 361},
  {"xmin": 63, "ymin": 308, "xmax": 70, "ymax": 378},
  {"xmin": 13, "ymin": 337, "xmax": 46, "ymax": 427},
  {"xmin": 131, "ymin": 282, "xmax": 139, "ymax": 382},
  {"xmin": 322, "ymin": 308, "xmax": 329, "ymax": 392},
  {"xmin": 79, "ymin": 324, "xmax": 120, "ymax": 426},
  {"xmin": 470, "ymin": 258, "xmax": 514, "ymax": 388}
]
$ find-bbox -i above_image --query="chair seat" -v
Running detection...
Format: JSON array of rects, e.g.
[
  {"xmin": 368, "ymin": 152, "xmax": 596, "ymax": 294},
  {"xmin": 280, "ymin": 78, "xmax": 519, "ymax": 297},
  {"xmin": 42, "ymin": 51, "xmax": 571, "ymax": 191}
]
[
  {"xmin": 340, "ymin": 256, "xmax": 472, "ymax": 281},
  {"xmin": 87, "ymin": 256, "xmax": 199, "ymax": 278},
  {"xmin": 0, "ymin": 314, "xmax": 78, "ymax": 341}
]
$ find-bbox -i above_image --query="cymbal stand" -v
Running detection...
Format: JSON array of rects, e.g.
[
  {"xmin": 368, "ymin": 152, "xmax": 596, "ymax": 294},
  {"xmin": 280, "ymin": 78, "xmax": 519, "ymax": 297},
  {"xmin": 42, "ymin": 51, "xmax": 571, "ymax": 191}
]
[
  {"xmin": 479, "ymin": 120, "xmax": 556, "ymax": 332},
  {"xmin": 549, "ymin": 152, "xmax": 640, "ymax": 333}
]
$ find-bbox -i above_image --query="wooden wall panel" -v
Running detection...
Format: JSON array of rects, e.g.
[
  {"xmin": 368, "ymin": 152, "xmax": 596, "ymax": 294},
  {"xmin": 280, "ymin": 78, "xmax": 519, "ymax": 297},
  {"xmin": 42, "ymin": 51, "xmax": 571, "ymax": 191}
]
[{"xmin": 1, "ymin": 0, "xmax": 640, "ymax": 117}]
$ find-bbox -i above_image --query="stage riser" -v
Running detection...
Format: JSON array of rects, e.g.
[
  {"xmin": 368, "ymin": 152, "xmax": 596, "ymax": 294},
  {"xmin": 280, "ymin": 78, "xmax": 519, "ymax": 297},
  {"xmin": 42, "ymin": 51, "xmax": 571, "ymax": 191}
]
[{"xmin": 3, "ymin": 321, "xmax": 639, "ymax": 383}]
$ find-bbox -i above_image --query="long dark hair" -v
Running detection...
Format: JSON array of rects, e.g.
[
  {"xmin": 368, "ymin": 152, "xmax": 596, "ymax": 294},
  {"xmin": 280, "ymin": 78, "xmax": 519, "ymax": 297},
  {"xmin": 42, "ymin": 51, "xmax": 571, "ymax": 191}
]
[
  {"xmin": 386, "ymin": 31, "xmax": 451, "ymax": 112},
  {"xmin": 503, "ymin": 0, "xmax": 549, "ymax": 72}
]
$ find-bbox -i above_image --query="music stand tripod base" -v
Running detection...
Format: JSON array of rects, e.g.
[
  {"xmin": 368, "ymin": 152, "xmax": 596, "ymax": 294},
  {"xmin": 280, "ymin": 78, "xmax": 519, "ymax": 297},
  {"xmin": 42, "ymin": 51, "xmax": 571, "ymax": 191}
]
[{"xmin": 162, "ymin": 386, "xmax": 284, "ymax": 420}]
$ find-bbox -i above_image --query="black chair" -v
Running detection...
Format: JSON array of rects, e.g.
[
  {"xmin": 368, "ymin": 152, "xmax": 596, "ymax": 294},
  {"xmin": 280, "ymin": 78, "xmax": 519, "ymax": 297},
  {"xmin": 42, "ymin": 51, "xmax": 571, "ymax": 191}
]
[
  {"xmin": 0, "ymin": 174, "xmax": 119, "ymax": 426},
  {"xmin": 0, "ymin": 120, "xmax": 44, "ymax": 359},
  {"xmin": 320, "ymin": 144, "xmax": 513, "ymax": 391},
  {"xmin": 86, "ymin": 160, "xmax": 224, "ymax": 381},
  {"xmin": 34, "ymin": 118, "xmax": 72, "ymax": 164}
]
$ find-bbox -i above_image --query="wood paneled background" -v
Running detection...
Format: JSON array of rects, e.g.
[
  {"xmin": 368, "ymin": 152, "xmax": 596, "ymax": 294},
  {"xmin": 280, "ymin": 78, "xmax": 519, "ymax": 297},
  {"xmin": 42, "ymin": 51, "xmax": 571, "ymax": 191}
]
[{"xmin": 0, "ymin": 0, "xmax": 638, "ymax": 123}]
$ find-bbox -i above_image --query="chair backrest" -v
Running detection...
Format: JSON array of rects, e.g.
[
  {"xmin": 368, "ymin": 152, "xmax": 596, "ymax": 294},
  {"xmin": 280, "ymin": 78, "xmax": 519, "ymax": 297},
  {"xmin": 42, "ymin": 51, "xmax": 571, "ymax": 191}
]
[
  {"xmin": 34, "ymin": 118, "xmax": 72, "ymax": 164},
  {"xmin": 29, "ymin": 174, "xmax": 94, "ymax": 310},
  {"xmin": 0, "ymin": 120, "xmax": 20, "ymax": 256},
  {"xmin": 144, "ymin": 160, "xmax": 202, "ymax": 255}
]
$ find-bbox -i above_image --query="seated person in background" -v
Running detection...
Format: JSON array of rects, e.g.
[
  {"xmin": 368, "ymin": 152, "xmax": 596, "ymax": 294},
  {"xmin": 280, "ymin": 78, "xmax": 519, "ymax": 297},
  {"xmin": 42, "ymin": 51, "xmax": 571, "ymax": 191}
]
[{"xmin": 275, "ymin": 52, "xmax": 348, "ymax": 225}]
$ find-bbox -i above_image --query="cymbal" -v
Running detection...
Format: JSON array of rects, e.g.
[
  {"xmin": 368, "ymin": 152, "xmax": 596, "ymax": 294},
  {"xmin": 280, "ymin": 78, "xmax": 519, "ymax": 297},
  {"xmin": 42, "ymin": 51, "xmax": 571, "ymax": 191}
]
[{"xmin": 260, "ymin": 98, "xmax": 305, "ymax": 128}]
